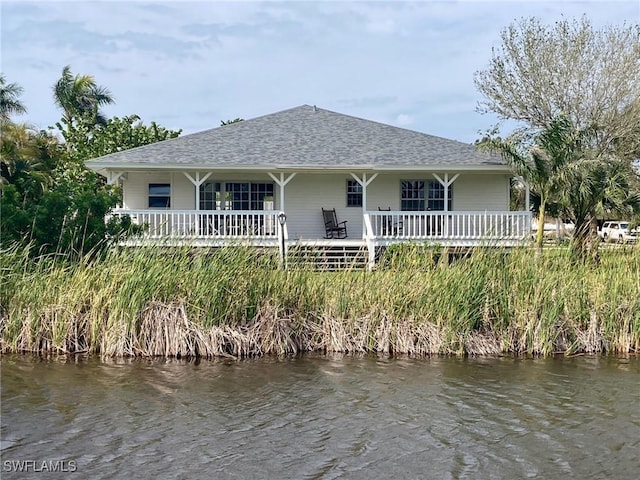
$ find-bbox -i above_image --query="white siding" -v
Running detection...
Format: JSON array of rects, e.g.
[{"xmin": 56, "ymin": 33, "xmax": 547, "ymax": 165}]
[
  {"xmin": 120, "ymin": 171, "xmax": 511, "ymax": 239},
  {"xmin": 172, "ymin": 173, "xmax": 194, "ymax": 209},
  {"xmin": 285, "ymin": 174, "xmax": 364, "ymax": 239},
  {"xmin": 123, "ymin": 172, "xmax": 171, "ymax": 209},
  {"xmin": 452, "ymin": 174, "xmax": 510, "ymax": 211},
  {"xmin": 281, "ymin": 172, "xmax": 510, "ymax": 239},
  {"xmin": 367, "ymin": 175, "xmax": 401, "ymax": 210}
]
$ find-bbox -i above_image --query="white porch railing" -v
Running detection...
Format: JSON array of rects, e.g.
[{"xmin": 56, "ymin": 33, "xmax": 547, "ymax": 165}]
[
  {"xmin": 365, "ymin": 211, "xmax": 532, "ymax": 241},
  {"xmin": 110, "ymin": 209, "xmax": 531, "ymax": 245},
  {"xmin": 111, "ymin": 209, "xmax": 280, "ymax": 239}
]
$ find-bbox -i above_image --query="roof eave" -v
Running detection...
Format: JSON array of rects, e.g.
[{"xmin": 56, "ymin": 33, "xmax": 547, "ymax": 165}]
[{"xmin": 88, "ymin": 162, "xmax": 512, "ymax": 175}]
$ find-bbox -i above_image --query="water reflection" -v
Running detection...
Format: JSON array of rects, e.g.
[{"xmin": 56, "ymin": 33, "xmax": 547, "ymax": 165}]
[{"xmin": 1, "ymin": 354, "xmax": 639, "ymax": 479}]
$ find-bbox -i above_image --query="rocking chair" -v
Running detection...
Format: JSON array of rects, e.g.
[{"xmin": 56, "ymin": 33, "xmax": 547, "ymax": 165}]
[
  {"xmin": 378, "ymin": 207, "xmax": 403, "ymax": 236},
  {"xmin": 322, "ymin": 208, "xmax": 348, "ymax": 239}
]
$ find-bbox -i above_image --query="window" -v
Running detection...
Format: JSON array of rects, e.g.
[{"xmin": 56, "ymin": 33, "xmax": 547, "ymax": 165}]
[
  {"xmin": 346, "ymin": 180, "xmax": 362, "ymax": 207},
  {"xmin": 401, "ymin": 180, "xmax": 425, "ymax": 211},
  {"xmin": 148, "ymin": 183, "xmax": 170, "ymax": 208},
  {"xmin": 400, "ymin": 180, "xmax": 452, "ymax": 211},
  {"xmin": 225, "ymin": 182, "xmax": 249, "ymax": 210},
  {"xmin": 427, "ymin": 181, "xmax": 453, "ymax": 211},
  {"xmin": 200, "ymin": 182, "xmax": 274, "ymax": 210},
  {"xmin": 250, "ymin": 183, "xmax": 275, "ymax": 210},
  {"xmin": 199, "ymin": 182, "xmax": 221, "ymax": 210}
]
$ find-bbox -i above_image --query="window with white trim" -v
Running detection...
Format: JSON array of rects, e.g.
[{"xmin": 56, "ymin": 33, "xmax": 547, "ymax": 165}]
[
  {"xmin": 199, "ymin": 182, "xmax": 221, "ymax": 210},
  {"xmin": 346, "ymin": 180, "xmax": 362, "ymax": 207},
  {"xmin": 199, "ymin": 182, "xmax": 274, "ymax": 210},
  {"xmin": 225, "ymin": 182, "xmax": 250, "ymax": 210},
  {"xmin": 427, "ymin": 181, "xmax": 453, "ymax": 211},
  {"xmin": 148, "ymin": 183, "xmax": 170, "ymax": 208},
  {"xmin": 250, "ymin": 183, "xmax": 275, "ymax": 210},
  {"xmin": 400, "ymin": 180, "xmax": 425, "ymax": 211},
  {"xmin": 401, "ymin": 180, "xmax": 452, "ymax": 211}
]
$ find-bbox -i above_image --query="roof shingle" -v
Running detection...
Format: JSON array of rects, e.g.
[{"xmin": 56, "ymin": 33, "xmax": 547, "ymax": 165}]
[{"xmin": 86, "ymin": 105, "xmax": 505, "ymax": 170}]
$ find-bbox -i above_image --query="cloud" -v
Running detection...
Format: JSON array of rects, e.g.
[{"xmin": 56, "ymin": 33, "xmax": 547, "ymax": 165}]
[
  {"xmin": 395, "ymin": 113, "xmax": 413, "ymax": 126},
  {"xmin": 2, "ymin": 0, "xmax": 637, "ymax": 141}
]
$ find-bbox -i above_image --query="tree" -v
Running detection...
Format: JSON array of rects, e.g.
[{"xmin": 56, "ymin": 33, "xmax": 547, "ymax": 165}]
[
  {"xmin": 1, "ymin": 112, "xmax": 181, "ymax": 255},
  {"xmin": 557, "ymin": 149, "xmax": 640, "ymax": 260},
  {"xmin": 1, "ymin": 122, "xmax": 57, "ymax": 195},
  {"xmin": 43, "ymin": 114, "xmax": 181, "ymax": 255},
  {"xmin": 481, "ymin": 116, "xmax": 640, "ymax": 260},
  {"xmin": 474, "ymin": 17, "xmax": 640, "ymax": 160},
  {"xmin": 479, "ymin": 117, "xmax": 578, "ymax": 255},
  {"xmin": 0, "ymin": 74, "xmax": 27, "ymax": 120},
  {"xmin": 1, "ymin": 69, "xmax": 181, "ymax": 256},
  {"xmin": 53, "ymin": 65, "xmax": 114, "ymax": 128},
  {"xmin": 60, "ymin": 114, "xmax": 181, "ymax": 163},
  {"xmin": 1, "ymin": 127, "xmax": 65, "ymax": 251}
]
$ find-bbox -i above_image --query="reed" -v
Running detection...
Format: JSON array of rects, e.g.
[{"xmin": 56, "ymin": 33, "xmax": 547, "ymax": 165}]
[{"xmin": 1, "ymin": 243, "xmax": 638, "ymax": 357}]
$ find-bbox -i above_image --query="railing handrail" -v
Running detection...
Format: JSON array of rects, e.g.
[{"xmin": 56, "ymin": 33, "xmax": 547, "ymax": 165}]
[
  {"xmin": 113, "ymin": 208, "xmax": 275, "ymax": 215},
  {"xmin": 365, "ymin": 210, "xmax": 530, "ymax": 216},
  {"xmin": 111, "ymin": 209, "xmax": 279, "ymax": 240},
  {"xmin": 110, "ymin": 209, "xmax": 532, "ymax": 242},
  {"xmin": 365, "ymin": 210, "xmax": 532, "ymax": 241},
  {"xmin": 111, "ymin": 208, "xmax": 533, "ymax": 219}
]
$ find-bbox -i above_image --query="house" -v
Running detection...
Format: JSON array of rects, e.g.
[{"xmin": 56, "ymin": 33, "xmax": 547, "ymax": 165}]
[{"xmin": 86, "ymin": 105, "xmax": 531, "ymax": 266}]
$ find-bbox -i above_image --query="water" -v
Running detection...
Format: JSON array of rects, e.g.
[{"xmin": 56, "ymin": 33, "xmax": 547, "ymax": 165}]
[{"xmin": 1, "ymin": 354, "xmax": 639, "ymax": 479}]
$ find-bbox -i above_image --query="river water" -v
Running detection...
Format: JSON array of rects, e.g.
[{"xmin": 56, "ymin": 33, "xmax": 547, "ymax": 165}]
[{"xmin": 1, "ymin": 354, "xmax": 639, "ymax": 479}]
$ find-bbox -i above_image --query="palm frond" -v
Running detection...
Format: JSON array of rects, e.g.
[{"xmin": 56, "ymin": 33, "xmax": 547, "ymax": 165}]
[
  {"xmin": 52, "ymin": 66, "xmax": 115, "ymax": 126},
  {"xmin": 0, "ymin": 74, "xmax": 27, "ymax": 120}
]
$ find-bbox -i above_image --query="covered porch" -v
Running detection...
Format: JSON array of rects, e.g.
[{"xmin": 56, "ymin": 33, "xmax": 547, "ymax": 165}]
[
  {"xmin": 110, "ymin": 208, "xmax": 532, "ymax": 248},
  {"xmin": 106, "ymin": 167, "xmax": 533, "ymax": 268},
  {"xmin": 106, "ymin": 168, "xmax": 532, "ymax": 238},
  {"xmin": 89, "ymin": 104, "xmax": 536, "ymax": 266}
]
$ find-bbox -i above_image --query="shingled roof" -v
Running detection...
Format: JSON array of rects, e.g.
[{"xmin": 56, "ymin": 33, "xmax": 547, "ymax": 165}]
[{"xmin": 86, "ymin": 105, "xmax": 506, "ymax": 172}]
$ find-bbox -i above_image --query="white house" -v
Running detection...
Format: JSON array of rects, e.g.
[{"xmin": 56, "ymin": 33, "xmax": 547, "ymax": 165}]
[{"xmin": 86, "ymin": 105, "xmax": 531, "ymax": 265}]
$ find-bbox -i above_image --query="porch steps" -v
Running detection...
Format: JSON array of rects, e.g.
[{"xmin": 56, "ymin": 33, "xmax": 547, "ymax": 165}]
[{"xmin": 287, "ymin": 244, "xmax": 369, "ymax": 270}]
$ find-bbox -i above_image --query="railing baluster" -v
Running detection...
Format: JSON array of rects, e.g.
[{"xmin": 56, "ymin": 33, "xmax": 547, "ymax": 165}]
[{"xmin": 111, "ymin": 209, "xmax": 532, "ymax": 244}]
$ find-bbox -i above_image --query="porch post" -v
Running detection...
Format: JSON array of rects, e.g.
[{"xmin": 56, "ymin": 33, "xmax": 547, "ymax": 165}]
[
  {"xmin": 196, "ymin": 173, "xmax": 200, "ymax": 211},
  {"xmin": 350, "ymin": 172, "xmax": 378, "ymax": 239},
  {"xmin": 518, "ymin": 176, "xmax": 531, "ymax": 234},
  {"xmin": 433, "ymin": 173, "xmax": 459, "ymax": 237},
  {"xmin": 183, "ymin": 172, "xmax": 212, "ymax": 235},
  {"xmin": 432, "ymin": 173, "xmax": 459, "ymax": 213},
  {"xmin": 268, "ymin": 172, "xmax": 296, "ymax": 211},
  {"xmin": 363, "ymin": 173, "xmax": 367, "ymax": 212},
  {"xmin": 183, "ymin": 171, "xmax": 212, "ymax": 210},
  {"xmin": 521, "ymin": 177, "xmax": 530, "ymax": 213},
  {"xmin": 107, "ymin": 171, "xmax": 126, "ymax": 185}
]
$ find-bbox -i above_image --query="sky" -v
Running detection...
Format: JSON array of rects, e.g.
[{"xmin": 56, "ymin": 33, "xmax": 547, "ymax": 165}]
[{"xmin": 1, "ymin": 0, "xmax": 639, "ymax": 143}]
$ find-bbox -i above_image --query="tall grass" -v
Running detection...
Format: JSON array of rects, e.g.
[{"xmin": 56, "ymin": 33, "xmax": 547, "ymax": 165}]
[{"xmin": 1, "ymin": 243, "xmax": 639, "ymax": 357}]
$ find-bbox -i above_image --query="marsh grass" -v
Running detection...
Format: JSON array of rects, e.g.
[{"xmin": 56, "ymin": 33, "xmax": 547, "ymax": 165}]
[{"xmin": 1, "ymin": 243, "xmax": 639, "ymax": 357}]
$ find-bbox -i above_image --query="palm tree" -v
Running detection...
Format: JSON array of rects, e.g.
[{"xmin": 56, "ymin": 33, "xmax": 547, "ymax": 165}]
[
  {"xmin": 482, "ymin": 116, "xmax": 640, "ymax": 260},
  {"xmin": 558, "ymin": 151, "xmax": 640, "ymax": 260},
  {"xmin": 480, "ymin": 117, "xmax": 578, "ymax": 255},
  {"xmin": 53, "ymin": 66, "xmax": 114, "ymax": 127},
  {"xmin": 0, "ymin": 122, "xmax": 55, "ymax": 195},
  {"xmin": 0, "ymin": 75, "xmax": 27, "ymax": 121}
]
